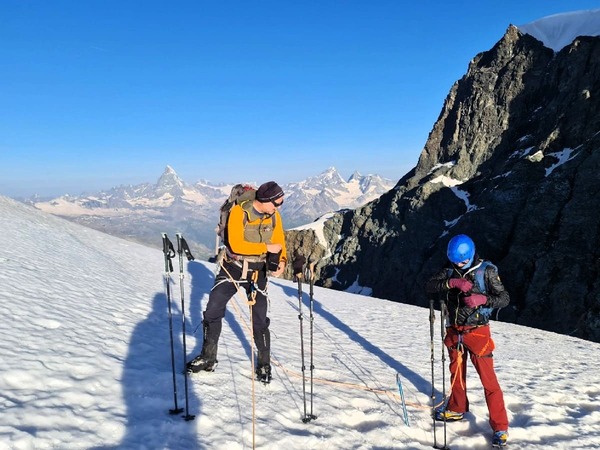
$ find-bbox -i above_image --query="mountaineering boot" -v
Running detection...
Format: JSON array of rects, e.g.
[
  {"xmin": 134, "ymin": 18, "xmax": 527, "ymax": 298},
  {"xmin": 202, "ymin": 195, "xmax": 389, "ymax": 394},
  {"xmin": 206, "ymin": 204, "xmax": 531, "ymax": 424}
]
[
  {"xmin": 434, "ymin": 408, "xmax": 464, "ymax": 422},
  {"xmin": 256, "ymin": 365, "xmax": 272, "ymax": 384},
  {"xmin": 186, "ymin": 321, "xmax": 220, "ymax": 373},
  {"xmin": 186, "ymin": 355, "xmax": 217, "ymax": 373},
  {"xmin": 492, "ymin": 430, "xmax": 508, "ymax": 447}
]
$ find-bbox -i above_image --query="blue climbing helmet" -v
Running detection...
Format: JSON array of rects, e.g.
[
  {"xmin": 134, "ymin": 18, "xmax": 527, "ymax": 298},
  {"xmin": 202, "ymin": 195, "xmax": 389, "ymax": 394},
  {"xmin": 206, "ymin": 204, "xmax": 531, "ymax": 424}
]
[{"xmin": 447, "ymin": 234, "xmax": 476, "ymax": 265}]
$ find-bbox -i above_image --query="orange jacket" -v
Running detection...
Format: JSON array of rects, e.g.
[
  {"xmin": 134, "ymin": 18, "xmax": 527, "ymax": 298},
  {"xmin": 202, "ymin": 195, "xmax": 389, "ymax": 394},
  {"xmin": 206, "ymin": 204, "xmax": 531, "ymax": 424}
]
[{"xmin": 227, "ymin": 202, "xmax": 287, "ymax": 263}]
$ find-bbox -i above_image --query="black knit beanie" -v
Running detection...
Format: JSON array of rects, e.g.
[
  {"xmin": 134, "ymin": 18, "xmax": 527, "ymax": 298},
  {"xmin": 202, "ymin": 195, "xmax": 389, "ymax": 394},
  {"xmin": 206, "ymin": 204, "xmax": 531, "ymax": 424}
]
[{"xmin": 256, "ymin": 181, "xmax": 284, "ymax": 202}]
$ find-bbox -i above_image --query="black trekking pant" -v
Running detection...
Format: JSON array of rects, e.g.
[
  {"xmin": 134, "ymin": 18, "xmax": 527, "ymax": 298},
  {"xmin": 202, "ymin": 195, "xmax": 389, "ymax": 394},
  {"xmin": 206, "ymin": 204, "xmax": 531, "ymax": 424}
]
[{"xmin": 203, "ymin": 259, "xmax": 271, "ymax": 366}]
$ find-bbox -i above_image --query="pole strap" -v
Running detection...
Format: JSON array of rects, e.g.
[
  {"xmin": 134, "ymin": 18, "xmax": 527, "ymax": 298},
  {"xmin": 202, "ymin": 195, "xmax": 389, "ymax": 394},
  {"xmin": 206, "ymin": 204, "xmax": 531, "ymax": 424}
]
[
  {"xmin": 178, "ymin": 235, "xmax": 195, "ymax": 261},
  {"xmin": 162, "ymin": 233, "xmax": 176, "ymax": 273}
]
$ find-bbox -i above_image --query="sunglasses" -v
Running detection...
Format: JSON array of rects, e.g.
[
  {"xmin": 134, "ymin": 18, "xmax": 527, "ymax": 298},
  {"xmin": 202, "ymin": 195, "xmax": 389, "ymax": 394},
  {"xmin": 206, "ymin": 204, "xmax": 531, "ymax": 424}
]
[{"xmin": 271, "ymin": 199, "xmax": 284, "ymax": 207}]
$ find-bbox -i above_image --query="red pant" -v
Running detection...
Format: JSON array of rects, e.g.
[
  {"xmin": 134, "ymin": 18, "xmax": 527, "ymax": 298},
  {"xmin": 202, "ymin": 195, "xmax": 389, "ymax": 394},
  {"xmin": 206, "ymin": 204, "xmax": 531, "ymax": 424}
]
[{"xmin": 444, "ymin": 325, "xmax": 509, "ymax": 432}]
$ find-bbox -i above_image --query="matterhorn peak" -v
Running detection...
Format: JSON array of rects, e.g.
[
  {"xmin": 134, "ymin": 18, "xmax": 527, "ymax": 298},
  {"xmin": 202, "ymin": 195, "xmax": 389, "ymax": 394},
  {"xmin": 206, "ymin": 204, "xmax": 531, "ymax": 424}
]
[{"xmin": 155, "ymin": 165, "xmax": 186, "ymax": 197}]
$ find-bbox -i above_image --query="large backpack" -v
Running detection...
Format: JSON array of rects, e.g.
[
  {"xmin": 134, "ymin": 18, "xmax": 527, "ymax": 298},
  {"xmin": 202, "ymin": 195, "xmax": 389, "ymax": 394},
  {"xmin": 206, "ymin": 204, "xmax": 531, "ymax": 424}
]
[
  {"xmin": 216, "ymin": 184, "xmax": 257, "ymax": 253},
  {"xmin": 212, "ymin": 183, "xmax": 277, "ymax": 258}
]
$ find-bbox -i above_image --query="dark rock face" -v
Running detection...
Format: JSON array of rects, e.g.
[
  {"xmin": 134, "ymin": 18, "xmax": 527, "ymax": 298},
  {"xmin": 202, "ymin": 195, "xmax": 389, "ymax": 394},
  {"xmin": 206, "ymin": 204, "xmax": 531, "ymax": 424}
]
[{"xmin": 287, "ymin": 26, "xmax": 600, "ymax": 342}]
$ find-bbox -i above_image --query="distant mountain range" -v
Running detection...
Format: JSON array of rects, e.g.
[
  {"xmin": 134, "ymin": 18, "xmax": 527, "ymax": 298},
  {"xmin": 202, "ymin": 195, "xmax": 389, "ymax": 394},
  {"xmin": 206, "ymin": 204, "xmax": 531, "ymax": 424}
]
[
  {"xmin": 29, "ymin": 166, "xmax": 394, "ymax": 259},
  {"xmin": 280, "ymin": 167, "xmax": 394, "ymax": 228}
]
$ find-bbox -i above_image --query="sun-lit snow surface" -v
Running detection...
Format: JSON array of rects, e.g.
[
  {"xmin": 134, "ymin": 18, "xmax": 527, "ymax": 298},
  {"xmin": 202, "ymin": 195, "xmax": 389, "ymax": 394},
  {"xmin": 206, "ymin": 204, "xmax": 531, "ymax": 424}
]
[
  {"xmin": 1, "ymin": 195, "xmax": 599, "ymax": 449},
  {"xmin": 517, "ymin": 9, "xmax": 600, "ymax": 51}
]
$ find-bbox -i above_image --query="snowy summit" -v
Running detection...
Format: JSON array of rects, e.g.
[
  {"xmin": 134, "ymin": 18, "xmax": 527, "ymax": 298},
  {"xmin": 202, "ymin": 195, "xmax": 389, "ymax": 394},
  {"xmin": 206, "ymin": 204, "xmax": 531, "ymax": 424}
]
[{"xmin": 517, "ymin": 9, "xmax": 600, "ymax": 51}]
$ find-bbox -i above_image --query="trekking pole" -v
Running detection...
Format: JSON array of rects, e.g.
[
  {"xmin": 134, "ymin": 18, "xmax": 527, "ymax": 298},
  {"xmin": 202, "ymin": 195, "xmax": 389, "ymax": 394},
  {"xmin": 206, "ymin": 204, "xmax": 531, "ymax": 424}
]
[
  {"xmin": 292, "ymin": 254, "xmax": 308, "ymax": 422},
  {"xmin": 161, "ymin": 233, "xmax": 183, "ymax": 415},
  {"xmin": 429, "ymin": 298, "xmax": 437, "ymax": 447},
  {"xmin": 305, "ymin": 261, "xmax": 317, "ymax": 423},
  {"xmin": 439, "ymin": 298, "xmax": 450, "ymax": 450},
  {"xmin": 176, "ymin": 233, "xmax": 195, "ymax": 422}
]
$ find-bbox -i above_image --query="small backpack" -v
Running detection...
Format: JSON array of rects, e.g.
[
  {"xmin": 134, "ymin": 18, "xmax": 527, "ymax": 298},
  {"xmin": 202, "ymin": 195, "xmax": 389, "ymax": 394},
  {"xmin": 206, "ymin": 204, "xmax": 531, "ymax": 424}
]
[
  {"xmin": 447, "ymin": 260, "xmax": 497, "ymax": 320},
  {"xmin": 472, "ymin": 261, "xmax": 495, "ymax": 320}
]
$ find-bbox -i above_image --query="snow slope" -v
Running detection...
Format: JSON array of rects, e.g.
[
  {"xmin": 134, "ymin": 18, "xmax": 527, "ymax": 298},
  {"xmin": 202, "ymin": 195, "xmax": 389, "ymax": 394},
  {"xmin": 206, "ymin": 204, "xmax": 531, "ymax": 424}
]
[{"xmin": 1, "ymin": 195, "xmax": 599, "ymax": 449}]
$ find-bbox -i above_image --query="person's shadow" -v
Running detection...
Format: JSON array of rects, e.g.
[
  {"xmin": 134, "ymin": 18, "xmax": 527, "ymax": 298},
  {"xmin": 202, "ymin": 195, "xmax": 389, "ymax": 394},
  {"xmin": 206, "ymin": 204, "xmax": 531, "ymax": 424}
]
[{"xmin": 92, "ymin": 261, "xmax": 217, "ymax": 450}]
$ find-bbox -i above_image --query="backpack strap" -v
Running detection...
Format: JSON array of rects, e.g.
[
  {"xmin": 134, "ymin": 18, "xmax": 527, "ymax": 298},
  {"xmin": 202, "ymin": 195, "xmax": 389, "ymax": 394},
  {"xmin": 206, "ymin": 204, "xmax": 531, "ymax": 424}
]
[
  {"xmin": 473, "ymin": 261, "xmax": 497, "ymax": 319},
  {"xmin": 473, "ymin": 261, "xmax": 493, "ymax": 294}
]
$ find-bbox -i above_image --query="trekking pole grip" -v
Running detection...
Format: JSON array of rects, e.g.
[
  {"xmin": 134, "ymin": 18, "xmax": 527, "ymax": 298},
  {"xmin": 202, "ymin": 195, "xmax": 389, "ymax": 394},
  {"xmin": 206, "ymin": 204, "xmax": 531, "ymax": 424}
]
[
  {"xmin": 293, "ymin": 253, "xmax": 306, "ymax": 279},
  {"xmin": 162, "ymin": 233, "xmax": 175, "ymax": 273},
  {"xmin": 177, "ymin": 234, "xmax": 195, "ymax": 262}
]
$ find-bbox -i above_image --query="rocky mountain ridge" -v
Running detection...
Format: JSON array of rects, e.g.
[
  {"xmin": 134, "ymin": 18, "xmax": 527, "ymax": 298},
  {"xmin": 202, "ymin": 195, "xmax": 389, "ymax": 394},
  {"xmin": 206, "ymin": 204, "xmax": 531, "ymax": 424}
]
[{"xmin": 286, "ymin": 18, "xmax": 600, "ymax": 342}]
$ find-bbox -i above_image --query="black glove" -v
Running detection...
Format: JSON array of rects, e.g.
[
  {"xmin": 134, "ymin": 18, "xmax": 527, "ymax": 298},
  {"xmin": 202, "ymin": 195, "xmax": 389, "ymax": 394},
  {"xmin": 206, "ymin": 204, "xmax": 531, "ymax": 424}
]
[
  {"xmin": 292, "ymin": 254, "xmax": 306, "ymax": 276},
  {"xmin": 266, "ymin": 250, "xmax": 282, "ymax": 272}
]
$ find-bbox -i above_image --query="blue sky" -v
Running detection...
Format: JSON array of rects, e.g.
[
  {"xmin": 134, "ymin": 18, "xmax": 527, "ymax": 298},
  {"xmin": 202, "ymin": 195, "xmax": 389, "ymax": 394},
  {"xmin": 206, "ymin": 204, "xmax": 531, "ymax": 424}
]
[{"xmin": 2, "ymin": 1, "xmax": 599, "ymax": 198}]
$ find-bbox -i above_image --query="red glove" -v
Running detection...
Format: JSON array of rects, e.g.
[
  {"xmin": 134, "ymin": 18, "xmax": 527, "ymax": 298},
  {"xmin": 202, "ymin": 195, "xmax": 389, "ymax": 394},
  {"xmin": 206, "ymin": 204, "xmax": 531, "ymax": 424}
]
[
  {"xmin": 447, "ymin": 278, "xmax": 473, "ymax": 293},
  {"xmin": 463, "ymin": 294, "xmax": 487, "ymax": 308}
]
